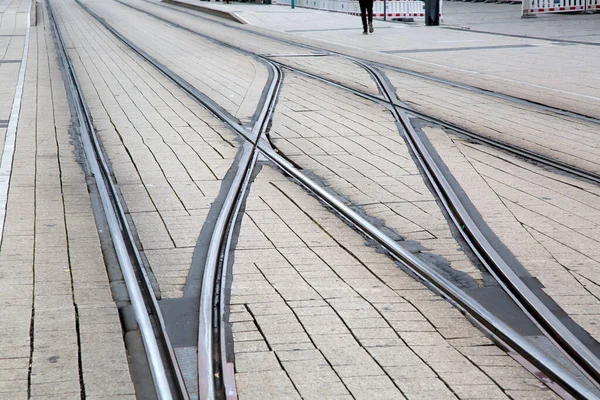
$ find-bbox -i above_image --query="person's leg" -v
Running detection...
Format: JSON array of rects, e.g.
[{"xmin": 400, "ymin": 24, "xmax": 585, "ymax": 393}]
[
  {"xmin": 359, "ymin": 1, "xmax": 368, "ymax": 33},
  {"xmin": 368, "ymin": 0, "xmax": 374, "ymax": 32}
]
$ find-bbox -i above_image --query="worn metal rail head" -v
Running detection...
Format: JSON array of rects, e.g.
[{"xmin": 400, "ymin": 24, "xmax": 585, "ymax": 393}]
[
  {"xmin": 358, "ymin": 60, "xmax": 600, "ymax": 396},
  {"xmin": 62, "ymin": 1, "xmax": 600, "ymax": 398},
  {"xmin": 47, "ymin": 1, "xmax": 188, "ymax": 399}
]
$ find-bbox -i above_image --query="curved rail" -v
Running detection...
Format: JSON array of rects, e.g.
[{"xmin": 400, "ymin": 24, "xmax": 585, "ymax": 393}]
[
  {"xmin": 264, "ymin": 58, "xmax": 600, "ymax": 186},
  {"xmin": 360, "ymin": 61, "xmax": 600, "ymax": 387},
  {"xmin": 47, "ymin": 2, "xmax": 188, "ymax": 399},
  {"xmin": 67, "ymin": 2, "xmax": 284, "ymax": 399},
  {"xmin": 116, "ymin": 0, "xmax": 600, "ymax": 186},
  {"xmin": 144, "ymin": 0, "xmax": 600, "ymax": 125},
  {"xmin": 199, "ymin": 62, "xmax": 281, "ymax": 399},
  {"xmin": 62, "ymin": 2, "xmax": 600, "ymax": 398}
]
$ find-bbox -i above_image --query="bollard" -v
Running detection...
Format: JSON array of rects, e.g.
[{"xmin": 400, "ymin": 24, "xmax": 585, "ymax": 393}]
[
  {"xmin": 291, "ymin": 0, "xmax": 295, "ymax": 8},
  {"xmin": 424, "ymin": 0, "xmax": 439, "ymax": 25}
]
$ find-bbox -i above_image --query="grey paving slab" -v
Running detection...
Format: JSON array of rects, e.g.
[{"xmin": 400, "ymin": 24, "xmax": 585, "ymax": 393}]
[
  {"xmin": 273, "ymin": 54, "xmax": 380, "ymax": 95},
  {"xmin": 230, "ymin": 164, "xmax": 559, "ymax": 400},
  {"xmin": 386, "ymin": 68, "xmax": 600, "ymax": 175},
  {"xmin": 84, "ymin": 0, "xmax": 270, "ymax": 125},
  {"xmin": 270, "ymin": 70, "xmax": 482, "ymax": 281}
]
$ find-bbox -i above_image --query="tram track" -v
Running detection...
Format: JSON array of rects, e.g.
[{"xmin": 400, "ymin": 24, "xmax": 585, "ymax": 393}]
[
  {"xmin": 55, "ymin": 0, "xmax": 600, "ymax": 398},
  {"xmin": 119, "ymin": 0, "xmax": 600, "ymax": 187},
  {"xmin": 264, "ymin": 59, "xmax": 600, "ymax": 187},
  {"xmin": 198, "ymin": 62, "xmax": 282, "ymax": 400},
  {"xmin": 85, "ymin": 9, "xmax": 600, "ymax": 393},
  {"xmin": 147, "ymin": 0, "xmax": 600, "ymax": 125},
  {"xmin": 47, "ymin": 1, "xmax": 188, "ymax": 399},
  {"xmin": 52, "ymin": 0, "xmax": 282, "ymax": 398}
]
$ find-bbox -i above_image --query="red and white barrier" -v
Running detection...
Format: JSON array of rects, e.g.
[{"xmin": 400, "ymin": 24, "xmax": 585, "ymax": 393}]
[
  {"xmin": 521, "ymin": 0, "xmax": 589, "ymax": 15},
  {"xmin": 276, "ymin": 0, "xmax": 442, "ymax": 21},
  {"xmin": 586, "ymin": 0, "xmax": 600, "ymax": 10}
]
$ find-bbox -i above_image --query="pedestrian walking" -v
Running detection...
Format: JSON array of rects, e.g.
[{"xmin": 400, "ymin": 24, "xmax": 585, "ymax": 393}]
[{"xmin": 359, "ymin": 0, "xmax": 374, "ymax": 34}]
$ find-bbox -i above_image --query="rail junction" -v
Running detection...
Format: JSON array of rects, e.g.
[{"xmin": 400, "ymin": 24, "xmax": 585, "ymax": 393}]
[{"xmin": 1, "ymin": 0, "xmax": 600, "ymax": 398}]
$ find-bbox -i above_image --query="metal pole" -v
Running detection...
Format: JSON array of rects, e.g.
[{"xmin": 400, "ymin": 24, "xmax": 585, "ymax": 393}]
[
  {"xmin": 291, "ymin": 0, "xmax": 295, "ymax": 8},
  {"xmin": 384, "ymin": 0, "xmax": 386, "ymax": 20}
]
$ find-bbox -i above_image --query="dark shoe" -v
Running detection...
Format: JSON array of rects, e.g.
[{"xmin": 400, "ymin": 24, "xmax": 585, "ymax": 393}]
[
  {"xmin": 369, "ymin": 22, "xmax": 374, "ymax": 33},
  {"xmin": 363, "ymin": 30, "xmax": 368, "ymax": 35}
]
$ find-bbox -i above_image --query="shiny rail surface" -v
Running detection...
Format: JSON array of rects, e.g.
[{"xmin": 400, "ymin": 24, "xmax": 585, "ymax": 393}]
[
  {"xmin": 264, "ymin": 58, "xmax": 600, "ymax": 187},
  {"xmin": 199, "ymin": 62, "xmax": 281, "ymax": 399},
  {"xmin": 71, "ymin": 2, "xmax": 283, "ymax": 399},
  {"xmin": 361, "ymin": 60, "xmax": 600, "ymax": 393},
  {"xmin": 127, "ymin": 0, "xmax": 600, "ymax": 187},
  {"xmin": 47, "ymin": 1, "xmax": 188, "ymax": 399},
  {"xmin": 148, "ymin": 0, "xmax": 600, "ymax": 126},
  {"xmin": 72, "ymin": 2, "xmax": 600, "ymax": 398}
]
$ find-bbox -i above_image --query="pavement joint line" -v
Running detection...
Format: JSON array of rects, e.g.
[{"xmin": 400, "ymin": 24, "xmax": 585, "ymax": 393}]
[
  {"xmin": 285, "ymin": 26, "xmax": 394, "ymax": 33},
  {"xmin": 0, "ymin": 59, "xmax": 22, "ymax": 63},
  {"xmin": 0, "ymin": 0, "xmax": 31, "ymax": 245},
  {"xmin": 442, "ymin": 26, "xmax": 600, "ymax": 47},
  {"xmin": 382, "ymin": 44, "xmax": 538, "ymax": 54}
]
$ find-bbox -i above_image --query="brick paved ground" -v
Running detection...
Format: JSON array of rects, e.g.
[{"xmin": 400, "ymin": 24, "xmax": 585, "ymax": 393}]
[
  {"xmin": 0, "ymin": 0, "xmax": 134, "ymax": 397},
  {"xmin": 157, "ymin": 0, "xmax": 600, "ymax": 118},
  {"xmin": 270, "ymin": 70, "xmax": 482, "ymax": 282},
  {"xmin": 271, "ymin": 55, "xmax": 381, "ymax": 96},
  {"xmin": 386, "ymin": 69, "xmax": 600, "ymax": 175},
  {"xmin": 3, "ymin": 0, "xmax": 598, "ymax": 397},
  {"xmin": 53, "ymin": 0, "xmax": 241, "ymax": 298},
  {"xmin": 426, "ymin": 126, "xmax": 600, "ymax": 343},
  {"xmin": 83, "ymin": 0, "xmax": 270, "ymax": 125},
  {"xmin": 230, "ymin": 164, "xmax": 559, "ymax": 400}
]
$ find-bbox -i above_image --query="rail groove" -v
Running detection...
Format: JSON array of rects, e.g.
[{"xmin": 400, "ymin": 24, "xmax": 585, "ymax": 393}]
[
  {"xmin": 149, "ymin": 0, "xmax": 600, "ymax": 125},
  {"xmin": 124, "ymin": 0, "xmax": 600, "ymax": 186},
  {"xmin": 61, "ymin": 1, "xmax": 600, "ymax": 399},
  {"xmin": 199, "ymin": 62, "xmax": 282, "ymax": 399},
  {"xmin": 47, "ymin": 1, "xmax": 188, "ymax": 399},
  {"xmin": 361, "ymin": 60, "xmax": 600, "ymax": 395},
  {"xmin": 265, "ymin": 58, "xmax": 600, "ymax": 187}
]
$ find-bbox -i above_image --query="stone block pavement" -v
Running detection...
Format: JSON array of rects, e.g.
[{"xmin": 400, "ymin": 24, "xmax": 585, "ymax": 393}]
[
  {"xmin": 174, "ymin": 0, "xmax": 600, "ymax": 118},
  {"xmin": 0, "ymin": 0, "xmax": 134, "ymax": 398},
  {"xmin": 1, "ymin": 0, "xmax": 599, "ymax": 398},
  {"xmin": 230, "ymin": 165, "xmax": 559, "ymax": 400}
]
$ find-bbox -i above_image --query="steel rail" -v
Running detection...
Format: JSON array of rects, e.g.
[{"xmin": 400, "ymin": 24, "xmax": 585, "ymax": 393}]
[
  {"xmin": 199, "ymin": 61, "xmax": 281, "ymax": 400},
  {"xmin": 360, "ymin": 60, "xmax": 600, "ymax": 389},
  {"xmin": 148, "ymin": 0, "xmax": 600, "ymax": 125},
  {"xmin": 116, "ymin": 0, "xmax": 600, "ymax": 187},
  {"xmin": 47, "ymin": 2, "xmax": 188, "ymax": 399},
  {"xmin": 69, "ymin": 2, "xmax": 283, "ymax": 399},
  {"xmin": 67, "ymin": 2, "xmax": 599, "ymax": 398},
  {"xmin": 265, "ymin": 58, "xmax": 600, "ymax": 186},
  {"xmin": 255, "ymin": 140, "xmax": 599, "ymax": 400}
]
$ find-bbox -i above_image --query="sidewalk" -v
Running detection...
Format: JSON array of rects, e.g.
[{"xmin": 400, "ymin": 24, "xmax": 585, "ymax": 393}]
[{"xmin": 0, "ymin": 0, "xmax": 135, "ymax": 397}]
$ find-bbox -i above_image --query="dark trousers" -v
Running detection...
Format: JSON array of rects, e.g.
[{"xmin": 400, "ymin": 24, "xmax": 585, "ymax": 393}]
[{"xmin": 359, "ymin": 0, "xmax": 373, "ymax": 31}]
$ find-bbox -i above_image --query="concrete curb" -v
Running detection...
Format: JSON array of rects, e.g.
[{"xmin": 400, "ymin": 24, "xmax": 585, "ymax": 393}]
[{"xmin": 162, "ymin": 0, "xmax": 247, "ymax": 24}]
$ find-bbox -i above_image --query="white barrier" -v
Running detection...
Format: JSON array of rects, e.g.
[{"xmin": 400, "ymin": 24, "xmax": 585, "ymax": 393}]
[
  {"xmin": 586, "ymin": 0, "xmax": 600, "ymax": 10},
  {"xmin": 276, "ymin": 0, "xmax": 442, "ymax": 21},
  {"xmin": 521, "ymin": 0, "xmax": 588, "ymax": 15}
]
